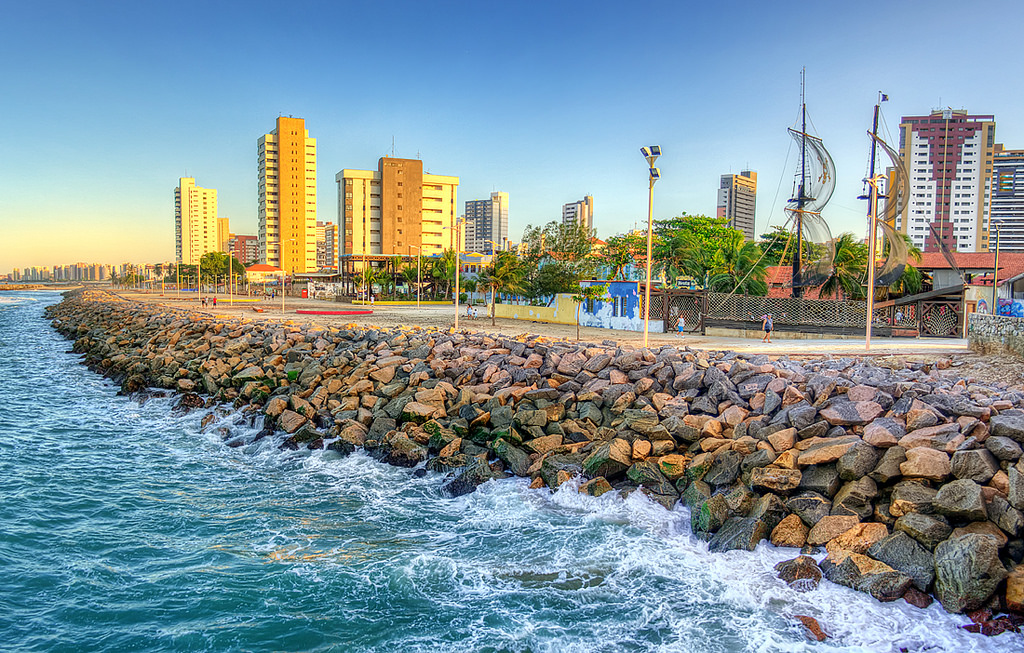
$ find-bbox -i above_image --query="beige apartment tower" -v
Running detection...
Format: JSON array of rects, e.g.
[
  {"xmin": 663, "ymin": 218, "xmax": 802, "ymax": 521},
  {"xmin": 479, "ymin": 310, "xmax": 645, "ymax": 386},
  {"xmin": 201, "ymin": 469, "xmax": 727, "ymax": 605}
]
[
  {"xmin": 336, "ymin": 157, "xmax": 460, "ymax": 261},
  {"xmin": 174, "ymin": 177, "xmax": 219, "ymax": 265},
  {"xmin": 562, "ymin": 195, "xmax": 594, "ymax": 232},
  {"xmin": 717, "ymin": 170, "xmax": 757, "ymax": 241},
  {"xmin": 258, "ymin": 116, "xmax": 317, "ymax": 273}
]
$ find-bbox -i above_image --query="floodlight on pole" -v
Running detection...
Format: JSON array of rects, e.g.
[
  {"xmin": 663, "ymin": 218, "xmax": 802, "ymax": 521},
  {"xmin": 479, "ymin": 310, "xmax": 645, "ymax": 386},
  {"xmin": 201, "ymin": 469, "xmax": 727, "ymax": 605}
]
[{"xmin": 641, "ymin": 145, "xmax": 661, "ymax": 348}]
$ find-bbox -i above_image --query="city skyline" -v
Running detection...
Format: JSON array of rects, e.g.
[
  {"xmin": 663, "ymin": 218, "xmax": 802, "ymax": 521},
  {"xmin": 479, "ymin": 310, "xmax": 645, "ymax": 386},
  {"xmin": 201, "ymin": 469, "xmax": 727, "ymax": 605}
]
[{"xmin": 3, "ymin": 1, "xmax": 1024, "ymax": 270}]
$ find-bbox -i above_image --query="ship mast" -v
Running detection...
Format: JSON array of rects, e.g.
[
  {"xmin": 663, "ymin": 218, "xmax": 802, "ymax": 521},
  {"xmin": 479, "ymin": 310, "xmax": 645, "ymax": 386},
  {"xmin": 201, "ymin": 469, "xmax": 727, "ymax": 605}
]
[
  {"xmin": 863, "ymin": 94, "xmax": 884, "ymax": 349},
  {"xmin": 792, "ymin": 69, "xmax": 806, "ymax": 298}
]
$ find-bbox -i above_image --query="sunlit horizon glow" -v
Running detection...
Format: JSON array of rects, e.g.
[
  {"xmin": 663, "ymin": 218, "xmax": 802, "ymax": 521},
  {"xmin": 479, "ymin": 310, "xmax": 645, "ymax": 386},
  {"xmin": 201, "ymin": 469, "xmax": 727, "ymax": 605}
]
[{"xmin": 3, "ymin": 0, "xmax": 1022, "ymax": 271}]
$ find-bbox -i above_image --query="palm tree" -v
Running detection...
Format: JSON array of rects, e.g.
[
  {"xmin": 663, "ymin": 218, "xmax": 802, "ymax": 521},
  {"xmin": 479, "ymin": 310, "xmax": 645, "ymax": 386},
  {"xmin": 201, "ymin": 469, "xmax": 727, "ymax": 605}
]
[
  {"xmin": 461, "ymin": 278, "xmax": 477, "ymax": 304},
  {"xmin": 400, "ymin": 263, "xmax": 419, "ymax": 298},
  {"xmin": 432, "ymin": 250, "xmax": 456, "ymax": 299},
  {"xmin": 478, "ymin": 252, "xmax": 526, "ymax": 326},
  {"xmin": 819, "ymin": 233, "xmax": 868, "ymax": 300},
  {"xmin": 356, "ymin": 268, "xmax": 380, "ymax": 300}
]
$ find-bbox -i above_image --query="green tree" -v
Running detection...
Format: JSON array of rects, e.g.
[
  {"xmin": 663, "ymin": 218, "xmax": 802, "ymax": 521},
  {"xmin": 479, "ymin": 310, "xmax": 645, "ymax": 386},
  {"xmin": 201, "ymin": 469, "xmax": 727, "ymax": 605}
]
[
  {"xmin": 600, "ymin": 232, "xmax": 645, "ymax": 280},
  {"xmin": 519, "ymin": 220, "xmax": 597, "ymax": 300},
  {"xmin": 569, "ymin": 283, "xmax": 610, "ymax": 341},
  {"xmin": 820, "ymin": 233, "xmax": 868, "ymax": 300},
  {"xmin": 652, "ymin": 214, "xmax": 744, "ymax": 289}
]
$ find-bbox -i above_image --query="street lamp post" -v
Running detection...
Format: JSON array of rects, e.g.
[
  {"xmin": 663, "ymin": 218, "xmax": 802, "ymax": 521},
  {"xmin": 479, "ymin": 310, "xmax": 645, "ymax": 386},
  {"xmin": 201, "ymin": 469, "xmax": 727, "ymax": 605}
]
[
  {"xmin": 640, "ymin": 145, "xmax": 662, "ymax": 348},
  {"xmin": 280, "ymin": 238, "xmax": 296, "ymax": 315},
  {"xmin": 410, "ymin": 245, "xmax": 421, "ymax": 308},
  {"xmin": 993, "ymin": 225, "xmax": 1002, "ymax": 315},
  {"xmin": 444, "ymin": 217, "xmax": 466, "ymax": 330}
]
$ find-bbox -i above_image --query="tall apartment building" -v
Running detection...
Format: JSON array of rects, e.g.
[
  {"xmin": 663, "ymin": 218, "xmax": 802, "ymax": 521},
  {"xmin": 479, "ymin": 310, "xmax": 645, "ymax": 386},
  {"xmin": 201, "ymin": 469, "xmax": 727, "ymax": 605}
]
[
  {"xmin": 464, "ymin": 191, "xmax": 509, "ymax": 254},
  {"xmin": 229, "ymin": 235, "xmax": 259, "ymax": 265},
  {"xmin": 258, "ymin": 116, "xmax": 317, "ymax": 273},
  {"xmin": 217, "ymin": 218, "xmax": 230, "ymax": 252},
  {"xmin": 562, "ymin": 196, "xmax": 594, "ymax": 232},
  {"xmin": 897, "ymin": 109, "xmax": 995, "ymax": 253},
  {"xmin": 990, "ymin": 145, "xmax": 1024, "ymax": 253},
  {"xmin": 335, "ymin": 157, "xmax": 460, "ymax": 261},
  {"xmin": 316, "ymin": 221, "xmax": 337, "ymax": 269},
  {"xmin": 174, "ymin": 177, "xmax": 219, "ymax": 264},
  {"xmin": 717, "ymin": 170, "xmax": 757, "ymax": 241}
]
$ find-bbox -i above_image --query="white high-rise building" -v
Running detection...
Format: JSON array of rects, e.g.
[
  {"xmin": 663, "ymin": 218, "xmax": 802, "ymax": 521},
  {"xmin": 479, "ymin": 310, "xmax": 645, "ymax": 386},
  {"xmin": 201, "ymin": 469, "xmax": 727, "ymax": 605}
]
[
  {"xmin": 174, "ymin": 177, "xmax": 218, "ymax": 265},
  {"xmin": 897, "ymin": 109, "xmax": 995, "ymax": 253},
  {"xmin": 465, "ymin": 191, "xmax": 509, "ymax": 253}
]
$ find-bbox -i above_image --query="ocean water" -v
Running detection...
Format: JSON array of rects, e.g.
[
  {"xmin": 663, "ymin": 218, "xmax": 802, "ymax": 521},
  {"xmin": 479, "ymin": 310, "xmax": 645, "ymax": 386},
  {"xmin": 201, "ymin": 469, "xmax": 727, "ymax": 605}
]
[{"xmin": 0, "ymin": 291, "xmax": 1011, "ymax": 652}]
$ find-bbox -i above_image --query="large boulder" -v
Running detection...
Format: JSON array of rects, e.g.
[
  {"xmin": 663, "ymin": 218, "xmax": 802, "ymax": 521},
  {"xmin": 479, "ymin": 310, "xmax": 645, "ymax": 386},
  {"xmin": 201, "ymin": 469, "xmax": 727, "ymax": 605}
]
[
  {"xmin": 894, "ymin": 512, "xmax": 952, "ymax": 551},
  {"xmin": 707, "ymin": 517, "xmax": 769, "ymax": 552},
  {"xmin": 820, "ymin": 549, "xmax": 913, "ymax": 602},
  {"xmin": 626, "ymin": 460, "xmax": 678, "ymax": 497},
  {"xmin": 691, "ymin": 493, "xmax": 730, "ymax": 536},
  {"xmin": 385, "ymin": 435, "xmax": 428, "ymax": 468},
  {"xmin": 797, "ymin": 436, "xmax": 861, "ymax": 466},
  {"xmin": 774, "ymin": 555, "xmax": 822, "ymax": 590},
  {"xmin": 867, "ymin": 532, "xmax": 935, "ymax": 592},
  {"xmin": 990, "ymin": 414, "xmax": 1024, "ymax": 443},
  {"xmin": 492, "ymin": 439, "xmax": 531, "ymax": 477},
  {"xmin": 831, "ymin": 477, "xmax": 877, "ymax": 521},
  {"xmin": 819, "ymin": 401, "xmax": 883, "ymax": 426},
  {"xmin": 582, "ymin": 439, "xmax": 631, "ymax": 479},
  {"xmin": 771, "ymin": 514, "xmax": 809, "ymax": 548},
  {"xmin": 899, "ymin": 448, "xmax": 950, "ymax": 481},
  {"xmin": 541, "ymin": 453, "xmax": 586, "ymax": 489},
  {"xmin": 932, "ymin": 479, "xmax": 988, "ymax": 522},
  {"xmin": 889, "ymin": 481, "xmax": 937, "ymax": 517},
  {"xmin": 750, "ymin": 467, "xmax": 802, "ymax": 494},
  {"xmin": 442, "ymin": 456, "xmax": 498, "ymax": 497},
  {"xmin": 950, "ymin": 449, "xmax": 999, "ymax": 483},
  {"xmin": 807, "ymin": 515, "xmax": 860, "ymax": 546},
  {"xmin": 986, "ymin": 436, "xmax": 1022, "ymax": 462},
  {"xmin": 837, "ymin": 442, "xmax": 879, "ymax": 481},
  {"xmin": 798, "ymin": 464, "xmax": 841, "ymax": 498},
  {"xmin": 1009, "ymin": 465, "xmax": 1024, "ymax": 511},
  {"xmin": 704, "ymin": 449, "xmax": 743, "ymax": 486},
  {"xmin": 933, "ymin": 534, "xmax": 1009, "ymax": 613},
  {"xmin": 787, "ymin": 492, "xmax": 833, "ymax": 528}
]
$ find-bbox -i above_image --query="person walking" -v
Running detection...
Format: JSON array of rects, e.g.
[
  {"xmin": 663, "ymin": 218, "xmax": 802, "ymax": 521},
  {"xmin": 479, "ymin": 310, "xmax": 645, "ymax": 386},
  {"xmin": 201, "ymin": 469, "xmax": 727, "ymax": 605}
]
[
  {"xmin": 676, "ymin": 313, "xmax": 686, "ymax": 337},
  {"xmin": 761, "ymin": 313, "xmax": 773, "ymax": 343}
]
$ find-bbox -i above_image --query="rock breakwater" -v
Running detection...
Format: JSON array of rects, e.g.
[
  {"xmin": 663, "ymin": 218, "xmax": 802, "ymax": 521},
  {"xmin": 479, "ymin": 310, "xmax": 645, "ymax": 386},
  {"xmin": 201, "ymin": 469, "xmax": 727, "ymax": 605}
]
[{"xmin": 47, "ymin": 289, "xmax": 1024, "ymax": 637}]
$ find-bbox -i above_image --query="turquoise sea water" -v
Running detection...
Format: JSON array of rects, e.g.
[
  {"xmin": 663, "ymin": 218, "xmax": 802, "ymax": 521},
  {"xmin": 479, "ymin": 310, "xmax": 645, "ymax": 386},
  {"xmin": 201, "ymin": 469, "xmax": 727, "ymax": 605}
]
[{"xmin": 0, "ymin": 291, "xmax": 1010, "ymax": 652}]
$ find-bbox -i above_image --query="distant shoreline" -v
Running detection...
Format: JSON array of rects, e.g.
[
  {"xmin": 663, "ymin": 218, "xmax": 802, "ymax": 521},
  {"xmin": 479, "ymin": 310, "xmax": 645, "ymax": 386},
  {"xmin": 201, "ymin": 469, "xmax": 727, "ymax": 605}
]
[{"xmin": 0, "ymin": 284, "xmax": 83, "ymax": 292}]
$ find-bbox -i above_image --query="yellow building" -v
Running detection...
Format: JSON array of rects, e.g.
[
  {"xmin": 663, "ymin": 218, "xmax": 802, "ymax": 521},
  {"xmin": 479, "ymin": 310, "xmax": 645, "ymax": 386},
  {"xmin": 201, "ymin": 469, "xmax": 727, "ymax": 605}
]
[
  {"xmin": 335, "ymin": 157, "xmax": 460, "ymax": 262},
  {"xmin": 217, "ymin": 217, "xmax": 230, "ymax": 253},
  {"xmin": 258, "ymin": 116, "xmax": 317, "ymax": 273},
  {"xmin": 174, "ymin": 177, "xmax": 218, "ymax": 265}
]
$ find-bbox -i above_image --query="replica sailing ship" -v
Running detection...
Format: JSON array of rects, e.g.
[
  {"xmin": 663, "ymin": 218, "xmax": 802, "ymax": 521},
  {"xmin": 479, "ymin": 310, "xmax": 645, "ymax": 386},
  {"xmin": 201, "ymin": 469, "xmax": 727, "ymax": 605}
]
[{"xmin": 786, "ymin": 71, "xmax": 836, "ymax": 297}]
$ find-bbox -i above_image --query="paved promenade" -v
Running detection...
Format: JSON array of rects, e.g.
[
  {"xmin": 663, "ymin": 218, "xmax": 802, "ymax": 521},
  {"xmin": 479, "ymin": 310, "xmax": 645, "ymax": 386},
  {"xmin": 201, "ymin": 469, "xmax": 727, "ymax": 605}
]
[{"xmin": 118, "ymin": 289, "xmax": 971, "ymax": 358}]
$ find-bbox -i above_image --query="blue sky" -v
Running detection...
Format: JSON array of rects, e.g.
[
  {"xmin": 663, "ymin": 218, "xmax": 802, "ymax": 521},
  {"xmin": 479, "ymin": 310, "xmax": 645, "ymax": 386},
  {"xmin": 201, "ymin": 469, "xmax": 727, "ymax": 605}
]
[{"xmin": 3, "ymin": 0, "xmax": 1023, "ymax": 270}]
